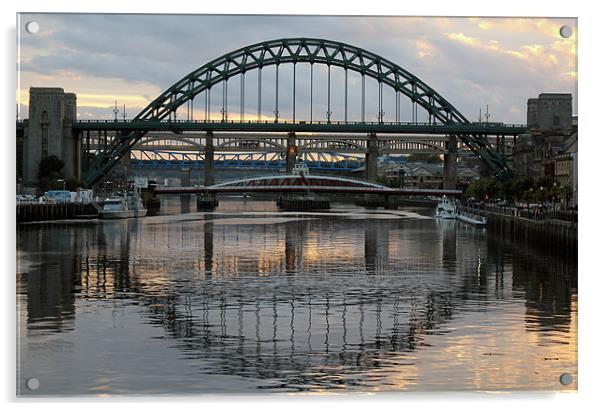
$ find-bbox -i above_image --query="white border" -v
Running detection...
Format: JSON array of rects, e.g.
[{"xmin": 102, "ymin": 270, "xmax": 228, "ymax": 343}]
[{"xmin": 3, "ymin": 1, "xmax": 599, "ymax": 410}]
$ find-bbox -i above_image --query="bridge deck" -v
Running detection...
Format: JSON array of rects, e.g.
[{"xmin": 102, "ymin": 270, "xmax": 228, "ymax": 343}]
[{"xmin": 70, "ymin": 119, "xmax": 527, "ymax": 135}]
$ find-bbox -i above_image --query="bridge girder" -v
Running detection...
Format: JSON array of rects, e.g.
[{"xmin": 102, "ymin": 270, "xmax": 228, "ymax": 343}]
[{"xmin": 81, "ymin": 38, "xmax": 515, "ymax": 185}]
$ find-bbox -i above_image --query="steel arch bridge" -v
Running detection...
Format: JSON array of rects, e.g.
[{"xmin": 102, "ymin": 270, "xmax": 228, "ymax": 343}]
[
  {"xmin": 130, "ymin": 149, "xmax": 364, "ymax": 171},
  {"xmin": 154, "ymin": 174, "xmax": 463, "ymax": 196},
  {"xmin": 82, "ymin": 37, "xmax": 515, "ymax": 185}
]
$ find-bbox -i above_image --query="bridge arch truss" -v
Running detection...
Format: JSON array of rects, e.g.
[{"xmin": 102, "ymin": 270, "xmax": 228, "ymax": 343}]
[{"xmin": 82, "ymin": 38, "xmax": 513, "ymax": 185}]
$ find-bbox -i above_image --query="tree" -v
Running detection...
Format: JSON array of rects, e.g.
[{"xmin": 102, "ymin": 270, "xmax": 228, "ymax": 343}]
[
  {"xmin": 37, "ymin": 155, "xmax": 64, "ymax": 194},
  {"xmin": 65, "ymin": 177, "xmax": 85, "ymax": 191},
  {"xmin": 37, "ymin": 155, "xmax": 64, "ymax": 181}
]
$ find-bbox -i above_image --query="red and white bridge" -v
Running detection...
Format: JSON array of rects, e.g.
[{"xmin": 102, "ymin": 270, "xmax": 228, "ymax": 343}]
[{"xmin": 155, "ymin": 175, "xmax": 463, "ymax": 196}]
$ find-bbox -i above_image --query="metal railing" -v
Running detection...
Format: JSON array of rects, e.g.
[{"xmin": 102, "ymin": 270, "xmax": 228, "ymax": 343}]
[
  {"xmin": 461, "ymin": 204, "xmax": 577, "ymax": 223},
  {"xmin": 74, "ymin": 118, "xmax": 527, "ymax": 128}
]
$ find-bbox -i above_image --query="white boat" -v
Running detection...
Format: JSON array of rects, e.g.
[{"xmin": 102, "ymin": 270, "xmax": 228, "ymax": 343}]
[
  {"xmin": 456, "ymin": 210, "xmax": 488, "ymax": 227},
  {"xmin": 100, "ymin": 196, "xmax": 134, "ymax": 219},
  {"xmin": 435, "ymin": 195, "xmax": 457, "ymax": 219},
  {"xmin": 100, "ymin": 191, "xmax": 147, "ymax": 219}
]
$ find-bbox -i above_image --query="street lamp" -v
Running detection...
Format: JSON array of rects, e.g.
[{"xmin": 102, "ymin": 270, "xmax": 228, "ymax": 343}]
[{"xmin": 57, "ymin": 179, "xmax": 66, "ymax": 190}]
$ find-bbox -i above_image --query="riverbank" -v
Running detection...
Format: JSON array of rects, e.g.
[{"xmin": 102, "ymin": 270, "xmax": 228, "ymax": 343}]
[{"xmin": 461, "ymin": 205, "xmax": 577, "ymax": 260}]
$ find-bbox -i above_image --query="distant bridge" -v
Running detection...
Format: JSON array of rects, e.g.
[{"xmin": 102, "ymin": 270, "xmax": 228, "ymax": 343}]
[{"xmin": 155, "ymin": 174, "xmax": 462, "ymax": 196}]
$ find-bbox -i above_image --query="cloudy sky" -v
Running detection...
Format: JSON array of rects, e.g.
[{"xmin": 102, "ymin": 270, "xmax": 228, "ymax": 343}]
[{"xmin": 17, "ymin": 14, "xmax": 577, "ymax": 124}]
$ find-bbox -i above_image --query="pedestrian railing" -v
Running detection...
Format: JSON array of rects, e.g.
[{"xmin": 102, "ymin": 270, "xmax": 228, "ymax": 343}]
[{"xmin": 460, "ymin": 205, "xmax": 577, "ymax": 223}]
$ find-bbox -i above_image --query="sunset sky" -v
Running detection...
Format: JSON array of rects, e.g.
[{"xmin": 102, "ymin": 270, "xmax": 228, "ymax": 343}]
[{"xmin": 17, "ymin": 14, "xmax": 577, "ymax": 124}]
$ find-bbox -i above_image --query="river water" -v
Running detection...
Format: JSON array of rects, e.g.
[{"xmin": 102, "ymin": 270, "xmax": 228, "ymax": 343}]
[{"xmin": 16, "ymin": 198, "xmax": 578, "ymax": 396}]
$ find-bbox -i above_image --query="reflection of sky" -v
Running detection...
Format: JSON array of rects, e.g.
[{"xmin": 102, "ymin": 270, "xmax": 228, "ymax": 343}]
[
  {"xmin": 16, "ymin": 206, "xmax": 577, "ymax": 394},
  {"xmin": 17, "ymin": 15, "xmax": 577, "ymax": 123}
]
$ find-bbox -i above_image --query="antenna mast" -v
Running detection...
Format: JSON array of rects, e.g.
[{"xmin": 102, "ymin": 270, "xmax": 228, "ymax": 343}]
[{"xmin": 113, "ymin": 100, "xmax": 119, "ymax": 121}]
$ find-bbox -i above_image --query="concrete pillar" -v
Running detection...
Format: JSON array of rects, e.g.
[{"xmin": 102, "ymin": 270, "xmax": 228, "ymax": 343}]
[
  {"xmin": 286, "ymin": 132, "xmax": 297, "ymax": 174},
  {"xmin": 443, "ymin": 134, "xmax": 457, "ymax": 190},
  {"xmin": 204, "ymin": 131, "xmax": 214, "ymax": 187},
  {"xmin": 198, "ymin": 131, "xmax": 218, "ymax": 209},
  {"xmin": 23, "ymin": 88, "xmax": 78, "ymax": 188},
  {"xmin": 181, "ymin": 167, "xmax": 191, "ymax": 187},
  {"xmin": 62, "ymin": 93, "xmax": 77, "ymax": 179},
  {"xmin": 365, "ymin": 132, "xmax": 378, "ymax": 182}
]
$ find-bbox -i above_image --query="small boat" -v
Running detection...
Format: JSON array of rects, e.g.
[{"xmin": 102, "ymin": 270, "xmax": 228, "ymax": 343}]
[
  {"xmin": 456, "ymin": 210, "xmax": 488, "ymax": 227},
  {"xmin": 100, "ymin": 190, "xmax": 147, "ymax": 219},
  {"xmin": 435, "ymin": 195, "xmax": 457, "ymax": 219},
  {"xmin": 100, "ymin": 196, "xmax": 134, "ymax": 219}
]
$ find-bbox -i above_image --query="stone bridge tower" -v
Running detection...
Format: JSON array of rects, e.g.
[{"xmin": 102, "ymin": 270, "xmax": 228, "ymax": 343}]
[{"xmin": 22, "ymin": 87, "xmax": 79, "ymax": 189}]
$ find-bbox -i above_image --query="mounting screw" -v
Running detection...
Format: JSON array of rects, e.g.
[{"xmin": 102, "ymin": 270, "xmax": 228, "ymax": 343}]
[
  {"xmin": 25, "ymin": 377, "xmax": 39, "ymax": 390},
  {"xmin": 25, "ymin": 21, "xmax": 39, "ymax": 34},
  {"xmin": 559, "ymin": 373, "xmax": 573, "ymax": 386},
  {"xmin": 559, "ymin": 25, "xmax": 573, "ymax": 39}
]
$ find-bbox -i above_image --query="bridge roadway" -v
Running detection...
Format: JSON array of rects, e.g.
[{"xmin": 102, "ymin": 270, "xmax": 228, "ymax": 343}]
[
  {"xmin": 71, "ymin": 119, "xmax": 527, "ymax": 136},
  {"xmin": 88, "ymin": 132, "xmax": 485, "ymax": 154},
  {"xmin": 154, "ymin": 174, "xmax": 463, "ymax": 196}
]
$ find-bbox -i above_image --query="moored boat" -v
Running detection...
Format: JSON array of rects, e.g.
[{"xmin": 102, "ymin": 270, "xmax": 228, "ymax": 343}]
[
  {"xmin": 100, "ymin": 196, "xmax": 134, "ymax": 219},
  {"xmin": 100, "ymin": 190, "xmax": 147, "ymax": 219},
  {"xmin": 435, "ymin": 195, "xmax": 457, "ymax": 219}
]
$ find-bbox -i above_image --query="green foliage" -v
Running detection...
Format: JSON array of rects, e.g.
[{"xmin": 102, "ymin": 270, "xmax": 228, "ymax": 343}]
[
  {"xmin": 464, "ymin": 174, "xmax": 570, "ymax": 205},
  {"xmin": 465, "ymin": 177, "xmax": 497, "ymax": 200},
  {"xmin": 37, "ymin": 155, "xmax": 64, "ymax": 181},
  {"xmin": 37, "ymin": 155, "xmax": 66, "ymax": 194},
  {"xmin": 65, "ymin": 177, "xmax": 85, "ymax": 191}
]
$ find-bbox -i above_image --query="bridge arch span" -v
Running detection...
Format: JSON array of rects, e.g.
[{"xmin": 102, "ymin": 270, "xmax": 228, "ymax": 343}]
[
  {"xmin": 135, "ymin": 136, "xmax": 203, "ymax": 151},
  {"xmin": 380, "ymin": 140, "xmax": 445, "ymax": 152},
  {"xmin": 209, "ymin": 174, "xmax": 395, "ymax": 192},
  {"xmin": 139, "ymin": 38, "xmax": 466, "ymax": 124},
  {"xmin": 298, "ymin": 139, "xmax": 365, "ymax": 152},
  {"xmin": 215, "ymin": 138, "xmax": 286, "ymax": 152},
  {"xmin": 83, "ymin": 38, "xmax": 511, "ymax": 185}
]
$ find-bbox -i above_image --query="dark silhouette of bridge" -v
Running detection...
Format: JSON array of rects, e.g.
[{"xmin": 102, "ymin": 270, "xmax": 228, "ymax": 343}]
[
  {"xmin": 155, "ymin": 174, "xmax": 462, "ymax": 197},
  {"xmin": 19, "ymin": 38, "xmax": 524, "ymax": 191}
]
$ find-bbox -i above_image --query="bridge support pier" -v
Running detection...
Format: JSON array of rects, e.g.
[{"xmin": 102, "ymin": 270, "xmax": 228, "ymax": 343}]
[
  {"xmin": 364, "ymin": 132, "xmax": 380, "ymax": 207},
  {"xmin": 384, "ymin": 195, "xmax": 398, "ymax": 210},
  {"xmin": 181, "ymin": 167, "xmax": 191, "ymax": 187},
  {"xmin": 365, "ymin": 133, "xmax": 378, "ymax": 182},
  {"xmin": 198, "ymin": 131, "xmax": 218, "ymax": 209},
  {"xmin": 22, "ymin": 88, "xmax": 79, "ymax": 190},
  {"xmin": 204, "ymin": 131, "xmax": 214, "ymax": 187},
  {"xmin": 286, "ymin": 132, "xmax": 297, "ymax": 174},
  {"xmin": 443, "ymin": 134, "xmax": 457, "ymax": 190}
]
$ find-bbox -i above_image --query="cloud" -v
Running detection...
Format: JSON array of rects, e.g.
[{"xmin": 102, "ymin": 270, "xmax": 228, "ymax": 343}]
[{"xmin": 17, "ymin": 14, "xmax": 577, "ymax": 123}]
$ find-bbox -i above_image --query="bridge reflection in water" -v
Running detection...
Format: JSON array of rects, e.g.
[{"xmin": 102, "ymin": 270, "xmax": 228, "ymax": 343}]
[{"xmin": 16, "ymin": 203, "xmax": 577, "ymax": 393}]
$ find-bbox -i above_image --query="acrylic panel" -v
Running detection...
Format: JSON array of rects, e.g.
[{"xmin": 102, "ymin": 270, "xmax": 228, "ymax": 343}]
[{"xmin": 16, "ymin": 13, "xmax": 578, "ymax": 396}]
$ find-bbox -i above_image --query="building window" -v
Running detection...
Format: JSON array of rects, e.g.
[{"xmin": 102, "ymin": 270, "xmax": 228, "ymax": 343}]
[{"xmin": 553, "ymin": 115, "xmax": 560, "ymax": 126}]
